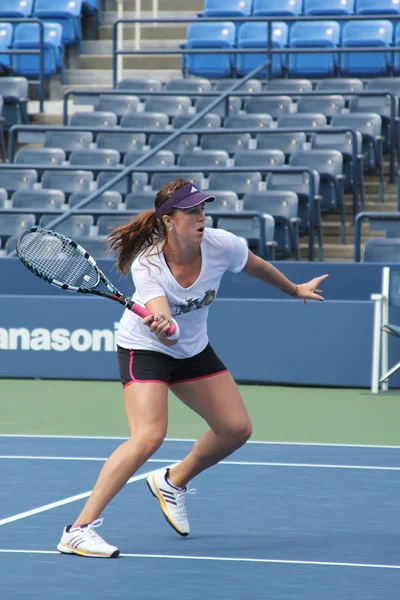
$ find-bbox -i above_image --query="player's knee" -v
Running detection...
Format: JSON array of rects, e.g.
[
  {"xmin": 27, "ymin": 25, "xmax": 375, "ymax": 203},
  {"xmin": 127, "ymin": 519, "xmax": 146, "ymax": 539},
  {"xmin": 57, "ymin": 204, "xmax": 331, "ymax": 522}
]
[
  {"xmin": 132, "ymin": 427, "xmax": 166, "ymax": 456},
  {"xmin": 225, "ymin": 419, "xmax": 252, "ymax": 444}
]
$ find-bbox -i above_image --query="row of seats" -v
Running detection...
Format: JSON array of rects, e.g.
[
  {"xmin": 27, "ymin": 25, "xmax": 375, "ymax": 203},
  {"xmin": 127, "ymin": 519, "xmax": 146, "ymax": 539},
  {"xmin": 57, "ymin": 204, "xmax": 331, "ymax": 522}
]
[
  {"xmin": 199, "ymin": 0, "xmax": 400, "ymax": 17},
  {"xmin": 0, "ymin": 22, "xmax": 65, "ymax": 81},
  {"xmin": 184, "ymin": 20, "xmax": 400, "ymax": 78}
]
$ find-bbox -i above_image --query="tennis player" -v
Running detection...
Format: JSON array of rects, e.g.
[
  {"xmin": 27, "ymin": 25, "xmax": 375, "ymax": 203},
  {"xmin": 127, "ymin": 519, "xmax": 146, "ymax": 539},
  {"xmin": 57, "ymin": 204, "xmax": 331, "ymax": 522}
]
[{"xmin": 58, "ymin": 178, "xmax": 328, "ymax": 558}]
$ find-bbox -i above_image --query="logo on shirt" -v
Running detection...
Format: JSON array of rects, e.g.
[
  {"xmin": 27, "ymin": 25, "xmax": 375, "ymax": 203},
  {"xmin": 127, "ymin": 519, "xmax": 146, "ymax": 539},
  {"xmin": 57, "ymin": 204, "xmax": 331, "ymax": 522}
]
[{"xmin": 171, "ymin": 289, "xmax": 216, "ymax": 316}]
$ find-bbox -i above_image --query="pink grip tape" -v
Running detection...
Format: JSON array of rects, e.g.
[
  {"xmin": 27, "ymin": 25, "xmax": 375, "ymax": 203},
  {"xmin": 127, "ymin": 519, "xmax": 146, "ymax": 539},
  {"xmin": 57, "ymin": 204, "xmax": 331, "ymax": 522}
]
[{"xmin": 131, "ymin": 303, "xmax": 176, "ymax": 337}]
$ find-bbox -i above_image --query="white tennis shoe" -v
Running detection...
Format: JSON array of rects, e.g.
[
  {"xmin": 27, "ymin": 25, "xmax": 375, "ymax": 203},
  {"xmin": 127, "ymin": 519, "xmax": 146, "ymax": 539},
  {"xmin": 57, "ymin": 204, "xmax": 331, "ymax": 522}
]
[
  {"xmin": 146, "ymin": 467, "xmax": 195, "ymax": 537},
  {"xmin": 57, "ymin": 518, "xmax": 120, "ymax": 558}
]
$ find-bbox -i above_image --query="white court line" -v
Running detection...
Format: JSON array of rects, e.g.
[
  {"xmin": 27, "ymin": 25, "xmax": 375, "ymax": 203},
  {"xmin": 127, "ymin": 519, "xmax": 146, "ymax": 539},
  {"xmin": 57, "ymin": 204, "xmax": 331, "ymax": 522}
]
[
  {"xmin": 0, "ymin": 549, "xmax": 398, "ymax": 570},
  {"xmin": 0, "ymin": 463, "xmax": 176, "ymax": 527},
  {"xmin": 0, "ymin": 455, "xmax": 399, "ymax": 471},
  {"xmin": 0, "ymin": 434, "xmax": 399, "ymax": 449}
]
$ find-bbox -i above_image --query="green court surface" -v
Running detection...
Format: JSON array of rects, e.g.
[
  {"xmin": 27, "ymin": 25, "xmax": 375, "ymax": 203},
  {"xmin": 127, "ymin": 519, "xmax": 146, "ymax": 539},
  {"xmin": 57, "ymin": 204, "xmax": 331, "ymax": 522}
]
[{"xmin": 0, "ymin": 379, "xmax": 399, "ymax": 445}]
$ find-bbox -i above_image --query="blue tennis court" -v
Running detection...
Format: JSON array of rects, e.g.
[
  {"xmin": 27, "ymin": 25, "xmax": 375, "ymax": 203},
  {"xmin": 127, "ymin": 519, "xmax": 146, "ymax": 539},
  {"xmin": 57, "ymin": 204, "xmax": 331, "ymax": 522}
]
[{"xmin": 0, "ymin": 436, "xmax": 399, "ymax": 599}]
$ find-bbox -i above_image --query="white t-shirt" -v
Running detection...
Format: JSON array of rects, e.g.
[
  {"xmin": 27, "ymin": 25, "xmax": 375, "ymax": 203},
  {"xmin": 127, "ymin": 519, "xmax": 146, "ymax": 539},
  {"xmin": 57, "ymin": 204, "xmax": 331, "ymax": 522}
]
[{"xmin": 116, "ymin": 228, "xmax": 249, "ymax": 358}]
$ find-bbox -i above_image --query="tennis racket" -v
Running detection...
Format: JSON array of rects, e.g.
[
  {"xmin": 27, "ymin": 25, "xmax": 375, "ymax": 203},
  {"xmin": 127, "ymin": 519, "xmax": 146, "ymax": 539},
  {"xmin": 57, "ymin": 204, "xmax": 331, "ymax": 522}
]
[{"xmin": 16, "ymin": 227, "xmax": 176, "ymax": 337}]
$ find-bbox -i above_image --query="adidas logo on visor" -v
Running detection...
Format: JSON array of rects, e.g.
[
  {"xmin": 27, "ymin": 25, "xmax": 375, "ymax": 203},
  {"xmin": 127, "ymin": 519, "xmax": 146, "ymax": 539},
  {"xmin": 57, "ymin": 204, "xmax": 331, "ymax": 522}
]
[{"xmin": 190, "ymin": 186, "xmax": 198, "ymax": 193}]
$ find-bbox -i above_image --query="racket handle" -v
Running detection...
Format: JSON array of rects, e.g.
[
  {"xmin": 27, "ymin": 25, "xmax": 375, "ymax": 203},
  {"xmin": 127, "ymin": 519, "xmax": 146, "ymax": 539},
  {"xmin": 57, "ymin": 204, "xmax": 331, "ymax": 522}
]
[{"xmin": 129, "ymin": 302, "xmax": 176, "ymax": 337}]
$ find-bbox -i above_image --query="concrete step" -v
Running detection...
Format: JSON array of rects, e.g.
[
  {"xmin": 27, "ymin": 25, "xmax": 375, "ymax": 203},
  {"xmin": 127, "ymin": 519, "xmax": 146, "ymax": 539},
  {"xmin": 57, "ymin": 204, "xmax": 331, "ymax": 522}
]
[
  {"xmin": 115, "ymin": 0, "xmax": 203, "ymax": 10},
  {"xmin": 65, "ymin": 68, "xmax": 181, "ymax": 85},
  {"xmin": 103, "ymin": 10, "xmax": 196, "ymax": 25},
  {"xmin": 300, "ymin": 243, "xmax": 355, "ymax": 260},
  {"xmin": 78, "ymin": 54, "xmax": 182, "ymax": 70},
  {"xmin": 84, "ymin": 39, "xmax": 183, "ymax": 53},
  {"xmin": 99, "ymin": 23, "xmax": 189, "ymax": 41}
]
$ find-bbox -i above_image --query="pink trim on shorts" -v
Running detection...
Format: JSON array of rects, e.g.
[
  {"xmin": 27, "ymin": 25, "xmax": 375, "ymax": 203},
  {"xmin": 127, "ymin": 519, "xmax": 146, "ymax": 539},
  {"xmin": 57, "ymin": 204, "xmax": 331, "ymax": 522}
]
[
  {"xmin": 123, "ymin": 349, "xmax": 170, "ymax": 389},
  {"xmin": 171, "ymin": 369, "xmax": 229, "ymax": 386}
]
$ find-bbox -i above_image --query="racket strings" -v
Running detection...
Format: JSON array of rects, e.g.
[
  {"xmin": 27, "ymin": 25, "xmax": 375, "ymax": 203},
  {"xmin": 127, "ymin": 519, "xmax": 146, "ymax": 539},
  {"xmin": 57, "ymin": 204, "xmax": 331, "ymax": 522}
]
[{"xmin": 19, "ymin": 229, "xmax": 98, "ymax": 289}]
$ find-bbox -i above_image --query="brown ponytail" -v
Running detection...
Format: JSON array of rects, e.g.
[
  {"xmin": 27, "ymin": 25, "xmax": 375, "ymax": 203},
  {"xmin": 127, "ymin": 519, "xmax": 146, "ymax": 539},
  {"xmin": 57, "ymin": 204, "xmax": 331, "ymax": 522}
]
[{"xmin": 107, "ymin": 178, "xmax": 191, "ymax": 275}]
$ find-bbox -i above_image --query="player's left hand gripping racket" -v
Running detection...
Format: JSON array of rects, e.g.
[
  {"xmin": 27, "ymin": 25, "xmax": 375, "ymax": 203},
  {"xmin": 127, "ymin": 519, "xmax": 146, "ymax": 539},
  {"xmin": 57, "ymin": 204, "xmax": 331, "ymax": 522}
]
[{"xmin": 16, "ymin": 227, "xmax": 176, "ymax": 337}]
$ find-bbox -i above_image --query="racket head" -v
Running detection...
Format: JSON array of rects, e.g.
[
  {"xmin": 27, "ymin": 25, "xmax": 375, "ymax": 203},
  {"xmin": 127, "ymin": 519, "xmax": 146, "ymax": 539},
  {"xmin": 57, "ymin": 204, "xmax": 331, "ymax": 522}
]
[{"xmin": 16, "ymin": 227, "xmax": 101, "ymax": 292}]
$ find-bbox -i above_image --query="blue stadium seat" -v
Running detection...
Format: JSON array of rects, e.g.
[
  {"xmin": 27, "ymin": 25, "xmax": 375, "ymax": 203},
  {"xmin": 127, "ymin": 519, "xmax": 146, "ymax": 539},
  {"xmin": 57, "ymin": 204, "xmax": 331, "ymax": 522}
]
[
  {"xmin": 208, "ymin": 171, "xmax": 262, "ymax": 197},
  {"xmin": 277, "ymin": 113, "xmax": 328, "ymax": 129},
  {"xmin": 0, "ymin": 168, "xmax": 37, "ymax": 193},
  {"xmin": 70, "ymin": 148, "xmax": 121, "ymax": 167},
  {"xmin": 200, "ymin": 0, "xmax": 252, "ymax": 16},
  {"xmin": 42, "ymin": 169, "xmax": 93, "ymax": 198},
  {"xmin": 393, "ymin": 25, "xmax": 400, "ymax": 75},
  {"xmin": 144, "ymin": 96, "xmax": 192, "ymax": 119},
  {"xmin": 69, "ymin": 191, "xmax": 123, "ymax": 210},
  {"xmin": 364, "ymin": 239, "xmax": 400, "ymax": 262},
  {"xmin": 97, "ymin": 171, "xmax": 148, "ymax": 195},
  {"xmin": 290, "ymin": 149, "xmax": 345, "ymax": 241},
  {"xmin": 265, "ymin": 78, "xmax": 313, "ymax": 94},
  {"xmin": 12, "ymin": 22, "xmax": 65, "ymax": 83},
  {"xmin": 173, "ymin": 113, "xmax": 221, "ymax": 129},
  {"xmin": 236, "ymin": 22, "xmax": 289, "ymax": 78},
  {"xmin": 331, "ymin": 113, "xmax": 383, "ymax": 173},
  {"xmin": 0, "ymin": 23, "xmax": 13, "ymax": 73},
  {"xmin": 243, "ymin": 191, "xmax": 300, "ymax": 259},
  {"xmin": 296, "ymin": 95, "xmax": 345, "ymax": 121},
  {"xmin": 178, "ymin": 150, "xmax": 229, "ymax": 168},
  {"xmin": 368, "ymin": 77, "xmax": 400, "ymax": 101},
  {"xmin": 34, "ymin": 0, "xmax": 83, "ymax": 52},
  {"xmin": 357, "ymin": 0, "xmax": 400, "ymax": 15},
  {"xmin": 256, "ymin": 132, "xmax": 307, "ymax": 160},
  {"xmin": 252, "ymin": 0, "xmax": 302, "ymax": 16},
  {"xmin": 74, "ymin": 236, "xmax": 109, "ymax": 259},
  {"xmin": 245, "ymin": 96, "xmax": 293, "ymax": 120},
  {"xmin": 316, "ymin": 77, "xmax": 364, "ymax": 100},
  {"xmin": 200, "ymin": 132, "xmax": 252, "ymax": 155},
  {"xmin": 97, "ymin": 215, "xmax": 132, "ymax": 236},
  {"xmin": 5, "ymin": 235, "xmax": 16, "ymax": 253},
  {"xmin": 97, "ymin": 132, "xmax": 146, "ymax": 154},
  {"xmin": 126, "ymin": 191, "xmax": 155, "ymax": 211},
  {"xmin": 215, "ymin": 79, "xmax": 262, "ymax": 93},
  {"xmin": 225, "ymin": 114, "xmax": 273, "ymax": 129},
  {"xmin": 0, "ymin": 0, "xmax": 34, "ymax": 17},
  {"xmin": 0, "ymin": 77, "xmax": 28, "ymax": 127},
  {"xmin": 0, "ymin": 213, "xmax": 35, "ymax": 243},
  {"xmin": 203, "ymin": 190, "xmax": 239, "ymax": 212},
  {"xmin": 341, "ymin": 20, "xmax": 393, "ymax": 76},
  {"xmin": 349, "ymin": 94, "xmax": 396, "ymax": 152},
  {"xmin": 121, "ymin": 111, "xmax": 168, "ymax": 129},
  {"xmin": 234, "ymin": 149, "xmax": 285, "ymax": 168},
  {"xmin": 117, "ymin": 78, "xmax": 162, "ymax": 93},
  {"xmin": 184, "ymin": 22, "xmax": 236, "ymax": 78},
  {"xmin": 165, "ymin": 79, "xmax": 212, "ymax": 92},
  {"xmin": 288, "ymin": 21, "xmax": 341, "ymax": 78},
  {"xmin": 39, "ymin": 214, "xmax": 93, "ymax": 237},
  {"xmin": 0, "ymin": 188, "xmax": 7, "ymax": 205},
  {"xmin": 15, "ymin": 147, "xmax": 66, "ymax": 165},
  {"xmin": 44, "ymin": 130, "xmax": 93, "ymax": 155},
  {"xmin": 151, "ymin": 172, "xmax": 205, "ymax": 190},
  {"xmin": 149, "ymin": 133, "xmax": 198, "ymax": 154},
  {"xmin": 303, "ymin": 0, "xmax": 355, "ymax": 15},
  {"xmin": 195, "ymin": 96, "xmax": 242, "ymax": 118},
  {"xmin": 70, "ymin": 111, "xmax": 118, "ymax": 128},
  {"xmin": 124, "ymin": 150, "xmax": 175, "ymax": 168},
  {"xmin": 12, "ymin": 188, "xmax": 65, "ymax": 209},
  {"xmin": 96, "ymin": 95, "xmax": 140, "ymax": 119},
  {"xmin": 217, "ymin": 214, "xmax": 276, "ymax": 259}
]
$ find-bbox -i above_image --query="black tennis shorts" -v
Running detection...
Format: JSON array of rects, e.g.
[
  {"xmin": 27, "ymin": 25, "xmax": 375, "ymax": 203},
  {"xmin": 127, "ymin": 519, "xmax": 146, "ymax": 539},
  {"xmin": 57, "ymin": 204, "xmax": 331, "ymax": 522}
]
[{"xmin": 117, "ymin": 343, "xmax": 228, "ymax": 388}]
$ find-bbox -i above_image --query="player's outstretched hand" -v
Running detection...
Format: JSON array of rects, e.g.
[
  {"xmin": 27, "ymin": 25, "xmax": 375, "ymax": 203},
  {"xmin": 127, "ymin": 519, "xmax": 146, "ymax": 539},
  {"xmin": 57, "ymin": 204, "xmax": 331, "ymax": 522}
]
[{"xmin": 296, "ymin": 274, "xmax": 329, "ymax": 305}]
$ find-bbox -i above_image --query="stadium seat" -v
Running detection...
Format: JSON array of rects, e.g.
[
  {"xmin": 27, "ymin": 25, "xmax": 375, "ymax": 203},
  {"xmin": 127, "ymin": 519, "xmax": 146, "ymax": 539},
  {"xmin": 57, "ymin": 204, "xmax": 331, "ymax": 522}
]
[
  {"xmin": 184, "ymin": 22, "xmax": 236, "ymax": 78},
  {"xmin": 195, "ymin": 96, "xmax": 242, "ymax": 118},
  {"xmin": 393, "ymin": 25, "xmax": 400, "ymax": 75},
  {"xmin": 0, "ymin": 23, "xmax": 13, "ymax": 73},
  {"xmin": 208, "ymin": 171, "xmax": 262, "ymax": 197},
  {"xmin": 0, "ymin": 77, "xmax": 29, "ymax": 127},
  {"xmin": 149, "ymin": 133, "xmax": 198, "ymax": 154},
  {"xmin": 126, "ymin": 191, "xmax": 155, "ymax": 211},
  {"xmin": 303, "ymin": 0, "xmax": 355, "ymax": 15},
  {"xmin": 117, "ymin": 78, "xmax": 162, "ymax": 93},
  {"xmin": 256, "ymin": 132, "xmax": 307, "ymax": 160},
  {"xmin": 165, "ymin": 79, "xmax": 212, "ymax": 92},
  {"xmin": 144, "ymin": 96, "xmax": 192, "ymax": 119},
  {"xmin": 69, "ymin": 191, "xmax": 123, "ymax": 210},
  {"xmin": 44, "ymin": 130, "xmax": 93, "ymax": 155},
  {"xmin": 151, "ymin": 172, "xmax": 205, "ymax": 190},
  {"xmin": 74, "ymin": 236, "xmax": 109, "ymax": 259},
  {"xmin": 364, "ymin": 239, "xmax": 400, "ymax": 262},
  {"xmin": 0, "ymin": 213, "xmax": 35, "ymax": 243},
  {"xmin": 97, "ymin": 215, "xmax": 133, "ymax": 235},
  {"xmin": 368, "ymin": 77, "xmax": 400, "ymax": 100},
  {"xmin": 200, "ymin": 132, "xmax": 252, "ymax": 155},
  {"xmin": 277, "ymin": 113, "xmax": 328, "ymax": 129},
  {"xmin": 70, "ymin": 148, "xmax": 121, "ymax": 167},
  {"xmin": 215, "ymin": 79, "xmax": 262, "ymax": 93},
  {"xmin": 97, "ymin": 132, "xmax": 146, "ymax": 154},
  {"xmin": 236, "ymin": 22, "xmax": 289, "ymax": 78},
  {"xmin": 123, "ymin": 150, "xmax": 175, "ymax": 168},
  {"xmin": 96, "ymin": 95, "xmax": 140, "ymax": 119},
  {"xmin": 357, "ymin": 0, "xmax": 400, "ymax": 15},
  {"xmin": 225, "ymin": 114, "xmax": 273, "ymax": 129},
  {"xmin": 34, "ymin": 0, "xmax": 84, "ymax": 52},
  {"xmin": 200, "ymin": 0, "xmax": 252, "ymax": 16},
  {"xmin": 70, "ymin": 111, "xmax": 118, "ymax": 128},
  {"xmin": 0, "ymin": 168, "xmax": 37, "ymax": 193},
  {"xmin": 349, "ymin": 94, "xmax": 396, "ymax": 152},
  {"xmin": 245, "ymin": 96, "xmax": 293, "ymax": 120},
  {"xmin": 316, "ymin": 78, "xmax": 363, "ymax": 94},
  {"xmin": 217, "ymin": 215, "xmax": 276, "ymax": 259},
  {"xmin": 202, "ymin": 190, "xmax": 239, "ymax": 212},
  {"xmin": 12, "ymin": 188, "xmax": 65, "ymax": 209},
  {"xmin": 173, "ymin": 113, "xmax": 221, "ymax": 129},
  {"xmin": 288, "ymin": 21, "xmax": 341, "ymax": 77},
  {"xmin": 341, "ymin": 20, "xmax": 393, "ymax": 76},
  {"xmin": 39, "ymin": 214, "xmax": 94, "ymax": 237},
  {"xmin": 14, "ymin": 147, "xmax": 66, "ymax": 165},
  {"xmin": 121, "ymin": 111, "xmax": 169, "ymax": 129},
  {"xmin": 178, "ymin": 150, "xmax": 229, "ymax": 169},
  {"xmin": 0, "ymin": 188, "xmax": 7, "ymax": 205},
  {"xmin": 252, "ymin": 0, "xmax": 303, "ymax": 16},
  {"xmin": 331, "ymin": 113, "xmax": 383, "ymax": 176},
  {"xmin": 42, "ymin": 170, "xmax": 93, "ymax": 198},
  {"xmin": 234, "ymin": 148, "xmax": 285, "ymax": 168},
  {"xmin": 97, "ymin": 171, "xmax": 148, "ymax": 195},
  {"xmin": 243, "ymin": 191, "xmax": 300, "ymax": 259},
  {"xmin": 0, "ymin": 0, "xmax": 34, "ymax": 17},
  {"xmin": 12, "ymin": 22, "xmax": 65, "ymax": 83},
  {"xmin": 290, "ymin": 149, "xmax": 345, "ymax": 241},
  {"xmin": 265, "ymin": 78, "xmax": 313, "ymax": 96},
  {"xmin": 296, "ymin": 95, "xmax": 345, "ymax": 121}
]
